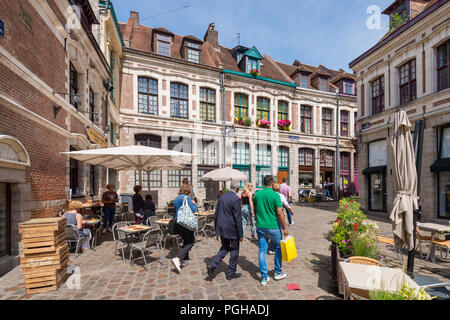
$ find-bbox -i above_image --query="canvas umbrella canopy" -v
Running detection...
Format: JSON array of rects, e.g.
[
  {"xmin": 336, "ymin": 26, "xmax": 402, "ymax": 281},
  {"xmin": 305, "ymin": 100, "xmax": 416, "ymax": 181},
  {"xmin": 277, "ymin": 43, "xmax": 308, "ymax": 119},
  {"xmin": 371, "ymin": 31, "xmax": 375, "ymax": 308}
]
[
  {"xmin": 200, "ymin": 167, "xmax": 248, "ymax": 182},
  {"xmin": 389, "ymin": 110, "xmax": 419, "ymax": 251},
  {"xmin": 61, "ymin": 145, "xmax": 193, "ymax": 188}
]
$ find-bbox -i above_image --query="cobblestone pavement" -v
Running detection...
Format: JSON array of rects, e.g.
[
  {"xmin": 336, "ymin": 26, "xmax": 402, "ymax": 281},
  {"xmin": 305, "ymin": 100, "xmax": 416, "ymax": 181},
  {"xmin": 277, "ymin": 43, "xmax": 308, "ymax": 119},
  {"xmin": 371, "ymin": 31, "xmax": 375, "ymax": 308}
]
[{"xmin": 0, "ymin": 204, "xmax": 448, "ymax": 300}]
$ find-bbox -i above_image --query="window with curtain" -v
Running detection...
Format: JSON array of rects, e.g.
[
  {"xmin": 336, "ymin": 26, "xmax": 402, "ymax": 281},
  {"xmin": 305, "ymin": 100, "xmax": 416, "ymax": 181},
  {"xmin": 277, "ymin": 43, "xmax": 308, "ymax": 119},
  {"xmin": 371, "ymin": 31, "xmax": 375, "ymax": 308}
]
[
  {"xmin": 170, "ymin": 83, "xmax": 188, "ymax": 118},
  {"xmin": 200, "ymin": 88, "xmax": 215, "ymax": 122},
  {"xmin": 198, "ymin": 140, "xmax": 218, "ymax": 165},
  {"xmin": 322, "ymin": 108, "xmax": 333, "ymax": 136},
  {"xmin": 300, "ymin": 105, "xmax": 312, "ymax": 134},
  {"xmin": 320, "ymin": 150, "xmax": 334, "ymax": 167},
  {"xmin": 278, "ymin": 101, "xmax": 288, "ymax": 121},
  {"xmin": 138, "ymin": 77, "xmax": 158, "ymax": 115},
  {"xmin": 437, "ymin": 41, "xmax": 449, "ymax": 92},
  {"xmin": 399, "ymin": 59, "xmax": 417, "ymax": 105},
  {"xmin": 371, "ymin": 76, "xmax": 385, "ymax": 115},
  {"xmin": 341, "ymin": 110, "xmax": 349, "ymax": 137},
  {"xmin": 299, "ymin": 148, "xmax": 314, "ymax": 166},
  {"xmin": 156, "ymin": 34, "xmax": 171, "ymax": 57},
  {"xmin": 257, "ymin": 97, "xmax": 270, "ymax": 121},
  {"xmin": 234, "ymin": 94, "xmax": 248, "ymax": 119},
  {"xmin": 168, "ymin": 136, "xmax": 191, "ymax": 153}
]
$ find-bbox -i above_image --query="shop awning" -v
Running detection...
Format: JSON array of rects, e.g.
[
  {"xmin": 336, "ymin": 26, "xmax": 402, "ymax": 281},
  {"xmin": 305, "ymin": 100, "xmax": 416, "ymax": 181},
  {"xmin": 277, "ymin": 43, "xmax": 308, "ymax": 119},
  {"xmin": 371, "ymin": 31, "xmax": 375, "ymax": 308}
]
[
  {"xmin": 430, "ymin": 158, "xmax": 450, "ymax": 172},
  {"xmin": 362, "ymin": 166, "xmax": 387, "ymax": 175}
]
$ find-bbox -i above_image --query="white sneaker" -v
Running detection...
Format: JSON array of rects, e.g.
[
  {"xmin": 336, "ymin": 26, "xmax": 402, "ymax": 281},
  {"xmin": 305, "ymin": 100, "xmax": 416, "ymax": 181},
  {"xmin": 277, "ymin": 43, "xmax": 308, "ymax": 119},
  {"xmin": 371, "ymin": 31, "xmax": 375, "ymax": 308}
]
[
  {"xmin": 268, "ymin": 250, "xmax": 275, "ymax": 255},
  {"xmin": 181, "ymin": 259, "xmax": 191, "ymax": 267},
  {"xmin": 172, "ymin": 257, "xmax": 181, "ymax": 273},
  {"xmin": 274, "ymin": 272, "xmax": 287, "ymax": 281},
  {"xmin": 290, "ymin": 222, "xmax": 295, "ymax": 226},
  {"xmin": 261, "ymin": 277, "xmax": 270, "ymax": 286}
]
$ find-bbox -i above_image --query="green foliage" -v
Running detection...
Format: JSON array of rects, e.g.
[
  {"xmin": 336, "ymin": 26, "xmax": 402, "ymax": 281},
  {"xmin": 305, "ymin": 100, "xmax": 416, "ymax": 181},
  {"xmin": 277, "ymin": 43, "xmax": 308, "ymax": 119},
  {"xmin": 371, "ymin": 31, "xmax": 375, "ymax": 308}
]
[
  {"xmin": 328, "ymin": 196, "xmax": 370, "ymax": 257},
  {"xmin": 349, "ymin": 226, "xmax": 380, "ymax": 260},
  {"xmin": 389, "ymin": 12, "xmax": 409, "ymax": 30},
  {"xmin": 370, "ymin": 284, "xmax": 435, "ymax": 300}
]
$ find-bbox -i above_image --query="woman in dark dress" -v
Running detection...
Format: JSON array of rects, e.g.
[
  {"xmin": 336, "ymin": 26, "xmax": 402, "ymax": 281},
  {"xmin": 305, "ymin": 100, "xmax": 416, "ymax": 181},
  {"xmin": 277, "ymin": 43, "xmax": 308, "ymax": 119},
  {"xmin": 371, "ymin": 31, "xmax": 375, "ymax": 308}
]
[
  {"xmin": 132, "ymin": 185, "xmax": 145, "ymax": 223},
  {"xmin": 143, "ymin": 194, "xmax": 156, "ymax": 224}
]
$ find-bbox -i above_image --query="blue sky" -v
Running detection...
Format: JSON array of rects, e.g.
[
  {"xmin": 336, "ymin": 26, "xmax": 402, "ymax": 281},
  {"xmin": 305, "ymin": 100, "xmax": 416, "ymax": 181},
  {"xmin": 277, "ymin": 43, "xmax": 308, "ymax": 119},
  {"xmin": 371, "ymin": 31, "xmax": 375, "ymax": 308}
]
[{"xmin": 112, "ymin": 0, "xmax": 393, "ymax": 72}]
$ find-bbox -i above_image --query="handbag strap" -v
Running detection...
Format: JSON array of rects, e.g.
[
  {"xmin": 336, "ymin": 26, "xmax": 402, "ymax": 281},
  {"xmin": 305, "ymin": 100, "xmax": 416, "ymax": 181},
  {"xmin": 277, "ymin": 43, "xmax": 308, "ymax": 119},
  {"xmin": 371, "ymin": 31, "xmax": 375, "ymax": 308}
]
[{"xmin": 182, "ymin": 195, "xmax": 188, "ymax": 207}]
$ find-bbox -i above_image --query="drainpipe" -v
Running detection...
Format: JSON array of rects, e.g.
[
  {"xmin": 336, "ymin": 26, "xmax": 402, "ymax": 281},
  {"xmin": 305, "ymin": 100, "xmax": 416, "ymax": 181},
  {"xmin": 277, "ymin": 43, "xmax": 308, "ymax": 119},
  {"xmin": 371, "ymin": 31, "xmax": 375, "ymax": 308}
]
[
  {"xmin": 220, "ymin": 70, "xmax": 226, "ymax": 190},
  {"xmin": 330, "ymin": 83, "xmax": 340, "ymax": 200}
]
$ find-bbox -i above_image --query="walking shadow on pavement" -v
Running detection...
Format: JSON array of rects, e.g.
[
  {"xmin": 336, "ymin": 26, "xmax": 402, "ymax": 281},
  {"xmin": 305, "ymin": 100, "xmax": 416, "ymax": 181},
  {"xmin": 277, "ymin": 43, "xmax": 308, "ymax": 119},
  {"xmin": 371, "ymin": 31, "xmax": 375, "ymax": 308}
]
[{"xmin": 203, "ymin": 255, "xmax": 260, "ymax": 282}]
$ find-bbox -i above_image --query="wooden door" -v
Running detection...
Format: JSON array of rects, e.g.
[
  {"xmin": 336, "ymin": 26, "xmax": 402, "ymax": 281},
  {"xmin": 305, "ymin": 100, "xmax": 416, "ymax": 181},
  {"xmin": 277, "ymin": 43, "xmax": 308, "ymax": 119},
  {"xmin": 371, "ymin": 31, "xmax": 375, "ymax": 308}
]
[{"xmin": 277, "ymin": 170, "xmax": 288, "ymax": 184}]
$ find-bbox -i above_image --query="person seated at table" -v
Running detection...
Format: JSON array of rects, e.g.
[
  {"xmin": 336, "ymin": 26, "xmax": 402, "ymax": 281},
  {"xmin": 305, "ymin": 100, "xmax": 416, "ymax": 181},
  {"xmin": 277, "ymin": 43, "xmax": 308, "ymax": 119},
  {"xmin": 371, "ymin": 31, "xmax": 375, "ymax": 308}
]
[
  {"xmin": 132, "ymin": 185, "xmax": 145, "ymax": 224},
  {"xmin": 64, "ymin": 200, "xmax": 92, "ymax": 253},
  {"xmin": 172, "ymin": 184, "xmax": 198, "ymax": 273},
  {"xmin": 102, "ymin": 184, "xmax": 118, "ymax": 234},
  {"xmin": 143, "ymin": 194, "xmax": 156, "ymax": 224}
]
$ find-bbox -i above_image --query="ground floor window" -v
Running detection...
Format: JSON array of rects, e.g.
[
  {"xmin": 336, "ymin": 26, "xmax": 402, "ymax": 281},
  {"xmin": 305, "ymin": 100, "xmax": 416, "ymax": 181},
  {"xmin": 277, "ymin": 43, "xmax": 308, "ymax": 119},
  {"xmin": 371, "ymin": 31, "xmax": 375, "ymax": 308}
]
[
  {"xmin": 197, "ymin": 166, "xmax": 218, "ymax": 188},
  {"xmin": 135, "ymin": 171, "xmax": 162, "ymax": 189},
  {"xmin": 340, "ymin": 174, "xmax": 350, "ymax": 191},
  {"xmin": 70, "ymin": 147, "xmax": 80, "ymax": 196},
  {"xmin": 256, "ymin": 167, "xmax": 272, "ymax": 189},
  {"xmin": 299, "ymin": 172, "xmax": 313, "ymax": 189},
  {"xmin": 438, "ymin": 172, "xmax": 450, "ymax": 219},
  {"xmin": 168, "ymin": 169, "xmax": 192, "ymax": 188},
  {"xmin": 233, "ymin": 165, "xmax": 250, "ymax": 188}
]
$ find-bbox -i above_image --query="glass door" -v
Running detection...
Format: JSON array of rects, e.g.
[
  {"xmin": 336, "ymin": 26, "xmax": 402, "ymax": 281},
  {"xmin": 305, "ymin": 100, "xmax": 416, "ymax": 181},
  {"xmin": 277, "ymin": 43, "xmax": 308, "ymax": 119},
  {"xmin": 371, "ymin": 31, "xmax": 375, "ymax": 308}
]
[{"xmin": 369, "ymin": 173, "xmax": 386, "ymax": 211}]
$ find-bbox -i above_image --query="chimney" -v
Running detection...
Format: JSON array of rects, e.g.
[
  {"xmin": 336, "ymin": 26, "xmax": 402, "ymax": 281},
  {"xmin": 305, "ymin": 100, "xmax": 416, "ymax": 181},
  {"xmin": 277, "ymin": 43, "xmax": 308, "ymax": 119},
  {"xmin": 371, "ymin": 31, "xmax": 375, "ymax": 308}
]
[
  {"xmin": 130, "ymin": 11, "xmax": 139, "ymax": 28},
  {"xmin": 204, "ymin": 23, "xmax": 219, "ymax": 48}
]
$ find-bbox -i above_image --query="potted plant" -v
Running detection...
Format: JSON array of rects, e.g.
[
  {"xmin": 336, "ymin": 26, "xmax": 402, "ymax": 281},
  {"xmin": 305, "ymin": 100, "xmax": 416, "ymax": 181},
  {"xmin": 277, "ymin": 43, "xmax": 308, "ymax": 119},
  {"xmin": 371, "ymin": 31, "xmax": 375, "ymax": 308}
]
[
  {"xmin": 277, "ymin": 119, "xmax": 291, "ymax": 131},
  {"xmin": 249, "ymin": 69, "xmax": 260, "ymax": 76},
  {"xmin": 234, "ymin": 116, "xmax": 251, "ymax": 127},
  {"xmin": 326, "ymin": 196, "xmax": 381, "ymax": 295},
  {"xmin": 369, "ymin": 284, "xmax": 434, "ymax": 300},
  {"xmin": 257, "ymin": 119, "xmax": 271, "ymax": 129}
]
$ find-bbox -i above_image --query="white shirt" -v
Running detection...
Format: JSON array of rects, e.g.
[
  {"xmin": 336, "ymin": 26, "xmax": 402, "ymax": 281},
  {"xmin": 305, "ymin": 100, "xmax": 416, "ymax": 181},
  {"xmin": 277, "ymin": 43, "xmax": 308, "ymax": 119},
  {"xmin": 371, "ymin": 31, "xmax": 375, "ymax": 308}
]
[{"xmin": 279, "ymin": 193, "xmax": 289, "ymax": 208}]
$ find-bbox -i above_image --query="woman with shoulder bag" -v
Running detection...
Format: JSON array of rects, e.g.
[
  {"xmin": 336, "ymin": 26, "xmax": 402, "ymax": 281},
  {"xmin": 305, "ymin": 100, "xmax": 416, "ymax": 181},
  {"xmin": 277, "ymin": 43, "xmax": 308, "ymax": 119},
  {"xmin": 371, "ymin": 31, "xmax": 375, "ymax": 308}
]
[{"xmin": 171, "ymin": 184, "xmax": 198, "ymax": 273}]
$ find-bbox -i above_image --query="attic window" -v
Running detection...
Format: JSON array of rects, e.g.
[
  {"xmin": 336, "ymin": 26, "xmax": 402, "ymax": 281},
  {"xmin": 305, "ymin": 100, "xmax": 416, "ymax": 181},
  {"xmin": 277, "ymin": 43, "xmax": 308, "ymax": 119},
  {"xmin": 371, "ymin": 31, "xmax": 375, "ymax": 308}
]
[
  {"xmin": 320, "ymin": 78, "xmax": 328, "ymax": 92},
  {"xmin": 186, "ymin": 42, "xmax": 200, "ymax": 63},
  {"xmin": 247, "ymin": 58, "xmax": 259, "ymax": 73},
  {"xmin": 156, "ymin": 34, "xmax": 171, "ymax": 57}
]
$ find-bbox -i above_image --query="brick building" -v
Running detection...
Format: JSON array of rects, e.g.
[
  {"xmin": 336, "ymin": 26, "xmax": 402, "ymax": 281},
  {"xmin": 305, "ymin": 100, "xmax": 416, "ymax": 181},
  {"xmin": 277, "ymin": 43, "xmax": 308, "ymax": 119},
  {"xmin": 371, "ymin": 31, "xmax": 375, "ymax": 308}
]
[
  {"xmin": 349, "ymin": 0, "xmax": 450, "ymax": 221},
  {"xmin": 0, "ymin": 0, "xmax": 114, "ymax": 275},
  {"xmin": 118, "ymin": 12, "xmax": 358, "ymax": 208}
]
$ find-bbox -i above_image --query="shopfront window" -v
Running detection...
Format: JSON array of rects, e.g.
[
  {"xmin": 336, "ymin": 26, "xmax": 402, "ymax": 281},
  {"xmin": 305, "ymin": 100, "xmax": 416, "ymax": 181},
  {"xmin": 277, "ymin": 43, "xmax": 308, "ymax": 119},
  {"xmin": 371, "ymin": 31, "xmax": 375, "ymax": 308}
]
[
  {"xmin": 437, "ymin": 126, "xmax": 450, "ymax": 218},
  {"xmin": 299, "ymin": 173, "xmax": 313, "ymax": 189},
  {"xmin": 438, "ymin": 172, "xmax": 450, "ymax": 218},
  {"xmin": 369, "ymin": 140, "xmax": 387, "ymax": 167}
]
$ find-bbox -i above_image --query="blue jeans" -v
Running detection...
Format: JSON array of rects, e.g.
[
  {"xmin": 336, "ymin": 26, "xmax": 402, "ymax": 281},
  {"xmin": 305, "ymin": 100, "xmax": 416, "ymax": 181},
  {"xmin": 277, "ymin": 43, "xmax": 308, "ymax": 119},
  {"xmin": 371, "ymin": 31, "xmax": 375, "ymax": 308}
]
[
  {"xmin": 257, "ymin": 228, "xmax": 282, "ymax": 280},
  {"xmin": 242, "ymin": 205, "xmax": 256, "ymax": 238},
  {"xmin": 326, "ymin": 188, "xmax": 331, "ymax": 198},
  {"xmin": 284, "ymin": 205, "xmax": 292, "ymax": 225},
  {"xmin": 103, "ymin": 207, "xmax": 115, "ymax": 228}
]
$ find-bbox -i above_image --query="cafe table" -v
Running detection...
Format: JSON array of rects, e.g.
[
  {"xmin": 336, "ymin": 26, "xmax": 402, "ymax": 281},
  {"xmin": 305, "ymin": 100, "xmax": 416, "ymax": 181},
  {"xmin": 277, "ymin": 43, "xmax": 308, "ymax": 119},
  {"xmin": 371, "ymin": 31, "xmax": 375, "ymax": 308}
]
[
  {"xmin": 417, "ymin": 222, "xmax": 450, "ymax": 263},
  {"xmin": 195, "ymin": 211, "xmax": 215, "ymax": 217},
  {"xmin": 82, "ymin": 218, "xmax": 101, "ymax": 249},
  {"xmin": 338, "ymin": 262, "xmax": 426, "ymax": 300}
]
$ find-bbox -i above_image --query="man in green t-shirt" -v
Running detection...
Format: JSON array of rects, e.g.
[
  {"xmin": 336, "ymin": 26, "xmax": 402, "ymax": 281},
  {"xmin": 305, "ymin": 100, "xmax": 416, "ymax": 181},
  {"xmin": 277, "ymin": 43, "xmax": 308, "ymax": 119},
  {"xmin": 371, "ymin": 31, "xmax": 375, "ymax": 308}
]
[{"xmin": 253, "ymin": 175, "xmax": 289, "ymax": 286}]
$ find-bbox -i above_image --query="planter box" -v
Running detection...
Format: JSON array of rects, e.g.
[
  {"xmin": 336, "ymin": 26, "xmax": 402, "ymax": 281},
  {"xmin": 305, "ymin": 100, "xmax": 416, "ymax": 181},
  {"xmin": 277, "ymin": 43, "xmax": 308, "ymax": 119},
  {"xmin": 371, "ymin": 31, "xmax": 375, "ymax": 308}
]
[{"xmin": 330, "ymin": 241, "xmax": 346, "ymax": 296}]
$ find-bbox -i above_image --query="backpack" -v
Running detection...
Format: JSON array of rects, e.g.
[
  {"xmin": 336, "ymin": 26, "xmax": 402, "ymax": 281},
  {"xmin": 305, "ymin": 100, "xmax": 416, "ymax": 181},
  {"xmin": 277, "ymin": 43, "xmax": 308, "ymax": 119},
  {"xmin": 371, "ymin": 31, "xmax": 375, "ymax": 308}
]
[{"xmin": 176, "ymin": 196, "xmax": 198, "ymax": 231}]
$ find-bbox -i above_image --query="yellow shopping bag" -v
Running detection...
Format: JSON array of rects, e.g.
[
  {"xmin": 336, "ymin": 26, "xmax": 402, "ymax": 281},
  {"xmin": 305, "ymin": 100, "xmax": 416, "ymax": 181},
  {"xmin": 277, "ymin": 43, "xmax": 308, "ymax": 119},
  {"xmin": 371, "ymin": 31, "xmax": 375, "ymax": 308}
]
[{"xmin": 280, "ymin": 235, "xmax": 298, "ymax": 263}]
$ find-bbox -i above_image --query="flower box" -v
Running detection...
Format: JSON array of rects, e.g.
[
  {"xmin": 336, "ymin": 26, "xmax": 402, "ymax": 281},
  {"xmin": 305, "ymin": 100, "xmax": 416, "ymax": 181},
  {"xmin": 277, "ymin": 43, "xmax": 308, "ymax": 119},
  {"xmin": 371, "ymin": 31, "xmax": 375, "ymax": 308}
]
[
  {"xmin": 249, "ymin": 69, "xmax": 260, "ymax": 76},
  {"xmin": 234, "ymin": 116, "xmax": 251, "ymax": 127},
  {"xmin": 277, "ymin": 119, "xmax": 291, "ymax": 131},
  {"xmin": 257, "ymin": 119, "xmax": 271, "ymax": 129}
]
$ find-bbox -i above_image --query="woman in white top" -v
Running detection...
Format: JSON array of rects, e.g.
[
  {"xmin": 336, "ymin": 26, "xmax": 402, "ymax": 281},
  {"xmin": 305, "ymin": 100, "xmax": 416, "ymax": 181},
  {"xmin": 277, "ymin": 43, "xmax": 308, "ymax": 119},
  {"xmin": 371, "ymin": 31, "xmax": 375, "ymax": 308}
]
[{"xmin": 272, "ymin": 183, "xmax": 294, "ymax": 226}]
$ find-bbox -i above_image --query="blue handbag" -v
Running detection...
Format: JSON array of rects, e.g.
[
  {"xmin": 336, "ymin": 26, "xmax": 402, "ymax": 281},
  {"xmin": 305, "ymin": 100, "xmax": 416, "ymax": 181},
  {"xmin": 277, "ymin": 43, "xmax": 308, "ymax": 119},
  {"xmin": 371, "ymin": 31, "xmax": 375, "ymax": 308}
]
[{"xmin": 176, "ymin": 196, "xmax": 198, "ymax": 231}]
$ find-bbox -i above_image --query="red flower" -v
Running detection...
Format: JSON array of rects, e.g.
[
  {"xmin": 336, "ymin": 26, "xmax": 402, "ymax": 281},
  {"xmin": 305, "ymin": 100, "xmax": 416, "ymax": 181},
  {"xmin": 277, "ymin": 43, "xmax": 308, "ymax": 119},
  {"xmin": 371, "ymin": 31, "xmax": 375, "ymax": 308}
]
[
  {"xmin": 345, "ymin": 205, "xmax": 349, "ymax": 210},
  {"xmin": 336, "ymin": 219, "xmax": 341, "ymax": 226},
  {"xmin": 353, "ymin": 223, "xmax": 358, "ymax": 232}
]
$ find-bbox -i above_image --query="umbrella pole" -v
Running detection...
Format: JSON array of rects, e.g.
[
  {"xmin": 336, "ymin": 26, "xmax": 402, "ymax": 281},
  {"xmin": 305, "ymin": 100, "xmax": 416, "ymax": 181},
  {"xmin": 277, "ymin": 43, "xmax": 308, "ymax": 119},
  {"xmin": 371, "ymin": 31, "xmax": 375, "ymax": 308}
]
[
  {"xmin": 407, "ymin": 119, "xmax": 425, "ymax": 275},
  {"xmin": 147, "ymin": 170, "xmax": 151, "ymax": 192}
]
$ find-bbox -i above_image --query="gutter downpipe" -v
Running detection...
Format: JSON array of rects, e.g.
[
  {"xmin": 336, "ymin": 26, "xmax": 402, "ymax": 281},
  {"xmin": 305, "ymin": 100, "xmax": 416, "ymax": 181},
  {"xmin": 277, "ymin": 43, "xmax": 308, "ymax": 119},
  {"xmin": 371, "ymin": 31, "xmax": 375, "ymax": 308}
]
[
  {"xmin": 330, "ymin": 83, "xmax": 340, "ymax": 201},
  {"xmin": 220, "ymin": 69, "xmax": 226, "ymax": 190}
]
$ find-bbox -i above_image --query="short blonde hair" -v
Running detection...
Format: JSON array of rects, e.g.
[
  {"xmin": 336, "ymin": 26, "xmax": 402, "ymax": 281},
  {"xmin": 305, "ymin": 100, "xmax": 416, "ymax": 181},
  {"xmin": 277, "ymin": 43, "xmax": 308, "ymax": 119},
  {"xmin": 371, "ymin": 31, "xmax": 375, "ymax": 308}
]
[
  {"xmin": 272, "ymin": 183, "xmax": 281, "ymax": 192},
  {"xmin": 242, "ymin": 182, "xmax": 253, "ymax": 195},
  {"xmin": 64, "ymin": 200, "xmax": 84, "ymax": 211}
]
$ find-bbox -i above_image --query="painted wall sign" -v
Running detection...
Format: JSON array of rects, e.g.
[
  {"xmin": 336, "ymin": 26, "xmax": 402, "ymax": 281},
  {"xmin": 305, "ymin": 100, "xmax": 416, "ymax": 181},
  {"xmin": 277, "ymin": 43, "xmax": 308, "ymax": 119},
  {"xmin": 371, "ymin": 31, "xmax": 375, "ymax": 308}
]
[
  {"xmin": 0, "ymin": 19, "xmax": 4, "ymax": 38},
  {"xmin": 86, "ymin": 128, "xmax": 106, "ymax": 148}
]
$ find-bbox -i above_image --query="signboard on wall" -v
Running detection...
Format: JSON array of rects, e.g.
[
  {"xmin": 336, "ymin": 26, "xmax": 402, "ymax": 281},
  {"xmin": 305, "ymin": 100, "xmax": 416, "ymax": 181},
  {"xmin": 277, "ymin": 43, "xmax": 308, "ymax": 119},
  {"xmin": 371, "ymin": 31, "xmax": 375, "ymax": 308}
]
[
  {"xmin": 86, "ymin": 128, "xmax": 107, "ymax": 148},
  {"xmin": 361, "ymin": 122, "xmax": 371, "ymax": 131},
  {"xmin": 288, "ymin": 135, "xmax": 300, "ymax": 141}
]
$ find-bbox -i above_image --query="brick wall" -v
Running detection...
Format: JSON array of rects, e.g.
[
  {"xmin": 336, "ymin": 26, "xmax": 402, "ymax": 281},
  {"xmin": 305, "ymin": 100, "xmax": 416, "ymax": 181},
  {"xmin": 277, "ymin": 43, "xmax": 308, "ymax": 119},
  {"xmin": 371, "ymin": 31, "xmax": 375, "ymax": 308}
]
[
  {"xmin": 0, "ymin": 0, "xmax": 66, "ymax": 93},
  {"xmin": 120, "ymin": 73, "xmax": 134, "ymax": 110}
]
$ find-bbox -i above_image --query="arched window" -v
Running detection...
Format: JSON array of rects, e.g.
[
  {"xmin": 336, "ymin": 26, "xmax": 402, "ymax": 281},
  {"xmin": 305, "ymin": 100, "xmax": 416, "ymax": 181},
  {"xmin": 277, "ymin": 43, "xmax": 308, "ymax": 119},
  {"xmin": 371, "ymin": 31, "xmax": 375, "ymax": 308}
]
[
  {"xmin": 257, "ymin": 97, "xmax": 270, "ymax": 121},
  {"xmin": 234, "ymin": 94, "xmax": 248, "ymax": 120}
]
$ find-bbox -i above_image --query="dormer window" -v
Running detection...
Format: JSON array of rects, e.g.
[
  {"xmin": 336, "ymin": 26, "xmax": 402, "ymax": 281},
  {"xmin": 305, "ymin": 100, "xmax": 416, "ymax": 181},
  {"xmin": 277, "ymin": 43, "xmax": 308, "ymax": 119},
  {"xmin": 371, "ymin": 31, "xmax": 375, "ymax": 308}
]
[
  {"xmin": 186, "ymin": 42, "xmax": 200, "ymax": 63},
  {"xmin": 343, "ymin": 81, "xmax": 355, "ymax": 95},
  {"xmin": 247, "ymin": 58, "xmax": 259, "ymax": 73},
  {"xmin": 320, "ymin": 78, "xmax": 328, "ymax": 92},
  {"xmin": 300, "ymin": 74, "xmax": 309, "ymax": 88},
  {"xmin": 156, "ymin": 33, "xmax": 171, "ymax": 57}
]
